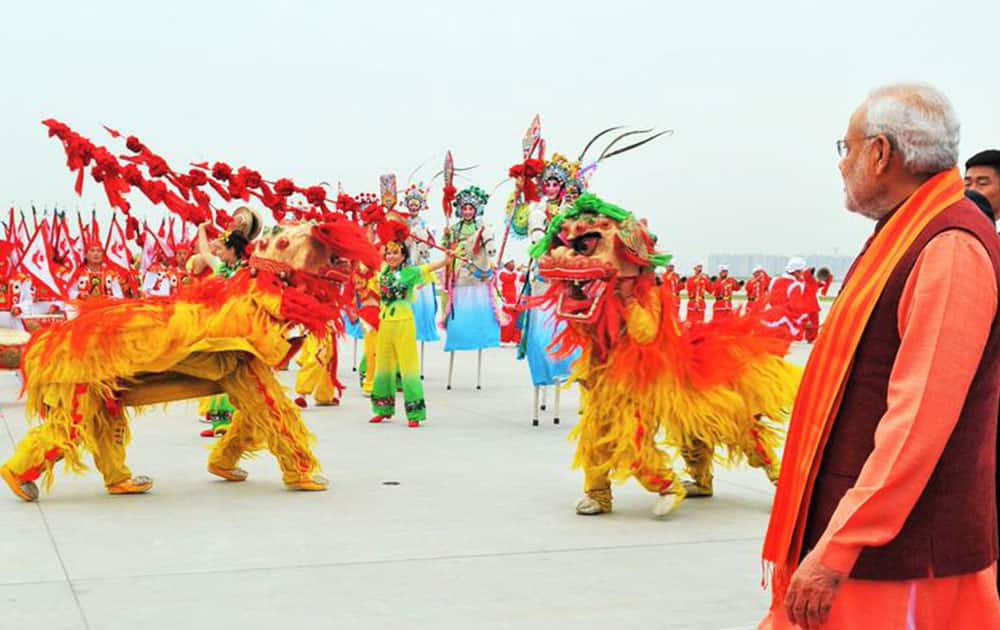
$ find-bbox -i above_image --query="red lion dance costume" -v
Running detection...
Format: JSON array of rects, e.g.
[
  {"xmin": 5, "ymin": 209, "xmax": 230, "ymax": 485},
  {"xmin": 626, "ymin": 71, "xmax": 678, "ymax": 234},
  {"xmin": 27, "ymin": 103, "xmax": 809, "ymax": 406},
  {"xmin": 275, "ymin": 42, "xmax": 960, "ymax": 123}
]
[{"xmin": 530, "ymin": 194, "xmax": 801, "ymax": 517}]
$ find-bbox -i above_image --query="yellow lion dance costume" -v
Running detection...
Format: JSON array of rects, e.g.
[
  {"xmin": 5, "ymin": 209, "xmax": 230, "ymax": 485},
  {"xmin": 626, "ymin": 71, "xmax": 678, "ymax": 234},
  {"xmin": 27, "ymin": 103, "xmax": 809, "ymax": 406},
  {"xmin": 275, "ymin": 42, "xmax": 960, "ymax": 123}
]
[
  {"xmin": 530, "ymin": 194, "xmax": 801, "ymax": 517},
  {"xmin": 1, "ymin": 219, "xmax": 378, "ymax": 502}
]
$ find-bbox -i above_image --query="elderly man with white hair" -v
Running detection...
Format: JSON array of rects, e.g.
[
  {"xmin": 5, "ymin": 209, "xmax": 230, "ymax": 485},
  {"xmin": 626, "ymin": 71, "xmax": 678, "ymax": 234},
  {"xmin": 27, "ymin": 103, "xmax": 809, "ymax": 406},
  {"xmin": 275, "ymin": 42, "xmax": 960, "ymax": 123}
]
[{"xmin": 760, "ymin": 83, "xmax": 1000, "ymax": 628}]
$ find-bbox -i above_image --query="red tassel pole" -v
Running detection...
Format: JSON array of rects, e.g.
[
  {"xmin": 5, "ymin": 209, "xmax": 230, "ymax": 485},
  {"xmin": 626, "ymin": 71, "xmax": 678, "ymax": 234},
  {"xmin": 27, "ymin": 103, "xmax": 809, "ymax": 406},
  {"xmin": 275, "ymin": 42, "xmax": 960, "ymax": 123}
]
[
  {"xmin": 441, "ymin": 184, "xmax": 456, "ymax": 219},
  {"xmin": 496, "ymin": 153, "xmax": 543, "ymax": 267}
]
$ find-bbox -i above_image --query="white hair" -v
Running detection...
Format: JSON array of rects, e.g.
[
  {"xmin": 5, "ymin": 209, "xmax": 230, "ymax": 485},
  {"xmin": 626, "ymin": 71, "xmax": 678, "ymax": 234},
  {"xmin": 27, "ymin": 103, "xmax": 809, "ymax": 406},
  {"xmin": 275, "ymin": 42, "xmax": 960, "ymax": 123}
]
[{"xmin": 862, "ymin": 83, "xmax": 960, "ymax": 175}]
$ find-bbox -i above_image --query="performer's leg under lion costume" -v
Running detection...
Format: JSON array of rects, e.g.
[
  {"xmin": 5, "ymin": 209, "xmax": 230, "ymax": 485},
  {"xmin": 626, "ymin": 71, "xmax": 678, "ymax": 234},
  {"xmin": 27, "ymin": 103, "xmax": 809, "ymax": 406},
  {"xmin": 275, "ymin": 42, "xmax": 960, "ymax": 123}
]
[
  {"xmin": 1, "ymin": 220, "xmax": 378, "ymax": 501},
  {"xmin": 530, "ymin": 194, "xmax": 801, "ymax": 517}
]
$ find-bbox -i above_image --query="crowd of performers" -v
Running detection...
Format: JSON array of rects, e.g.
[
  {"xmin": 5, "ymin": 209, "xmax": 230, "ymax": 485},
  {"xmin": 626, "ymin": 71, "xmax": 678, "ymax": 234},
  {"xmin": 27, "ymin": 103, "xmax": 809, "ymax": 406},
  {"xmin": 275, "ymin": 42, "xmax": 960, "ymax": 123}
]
[
  {"xmin": 0, "ymin": 118, "xmax": 807, "ymax": 526},
  {"xmin": 659, "ymin": 258, "xmax": 834, "ymax": 342}
]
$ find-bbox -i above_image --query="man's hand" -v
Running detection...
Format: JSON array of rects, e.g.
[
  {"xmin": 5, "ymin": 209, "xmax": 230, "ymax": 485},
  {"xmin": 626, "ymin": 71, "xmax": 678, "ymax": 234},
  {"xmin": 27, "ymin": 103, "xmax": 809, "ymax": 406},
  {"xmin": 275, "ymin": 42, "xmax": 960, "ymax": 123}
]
[{"xmin": 784, "ymin": 550, "xmax": 846, "ymax": 629}]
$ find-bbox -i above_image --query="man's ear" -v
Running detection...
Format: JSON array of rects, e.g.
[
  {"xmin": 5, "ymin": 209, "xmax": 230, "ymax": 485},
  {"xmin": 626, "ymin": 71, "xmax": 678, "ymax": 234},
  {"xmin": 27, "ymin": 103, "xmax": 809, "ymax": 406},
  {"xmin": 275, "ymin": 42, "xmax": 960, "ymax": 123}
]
[{"xmin": 873, "ymin": 135, "xmax": 893, "ymax": 175}]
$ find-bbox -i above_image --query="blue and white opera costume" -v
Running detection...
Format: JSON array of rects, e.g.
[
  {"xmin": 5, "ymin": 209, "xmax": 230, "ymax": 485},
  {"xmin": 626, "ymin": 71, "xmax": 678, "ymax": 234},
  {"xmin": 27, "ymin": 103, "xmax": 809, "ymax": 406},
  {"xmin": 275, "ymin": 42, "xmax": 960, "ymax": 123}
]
[
  {"xmin": 343, "ymin": 310, "xmax": 364, "ymax": 341},
  {"xmin": 514, "ymin": 156, "xmax": 579, "ymax": 386},
  {"xmin": 400, "ymin": 186, "xmax": 440, "ymax": 343},
  {"xmin": 441, "ymin": 186, "xmax": 501, "ymax": 352}
]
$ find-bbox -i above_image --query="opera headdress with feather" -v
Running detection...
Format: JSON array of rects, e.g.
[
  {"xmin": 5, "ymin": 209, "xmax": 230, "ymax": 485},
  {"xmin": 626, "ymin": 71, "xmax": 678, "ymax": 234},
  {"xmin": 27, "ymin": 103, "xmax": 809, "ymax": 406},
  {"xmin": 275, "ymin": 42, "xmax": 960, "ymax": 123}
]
[{"xmin": 452, "ymin": 186, "xmax": 489, "ymax": 218}]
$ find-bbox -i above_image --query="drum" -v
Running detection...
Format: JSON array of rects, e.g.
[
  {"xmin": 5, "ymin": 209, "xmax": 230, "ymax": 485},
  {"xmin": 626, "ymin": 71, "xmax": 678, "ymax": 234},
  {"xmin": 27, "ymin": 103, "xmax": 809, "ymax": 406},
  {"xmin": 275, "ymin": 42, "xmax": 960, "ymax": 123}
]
[
  {"xmin": 21, "ymin": 312, "xmax": 68, "ymax": 334},
  {"xmin": 0, "ymin": 328, "xmax": 30, "ymax": 370}
]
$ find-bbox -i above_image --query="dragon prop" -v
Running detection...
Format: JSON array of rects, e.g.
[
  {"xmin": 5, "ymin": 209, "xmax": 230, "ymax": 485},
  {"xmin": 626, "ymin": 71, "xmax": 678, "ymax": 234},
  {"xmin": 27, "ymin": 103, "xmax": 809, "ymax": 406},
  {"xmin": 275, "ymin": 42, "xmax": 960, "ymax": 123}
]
[
  {"xmin": 529, "ymin": 194, "xmax": 801, "ymax": 517},
  {"xmin": 0, "ymin": 122, "xmax": 379, "ymax": 502}
]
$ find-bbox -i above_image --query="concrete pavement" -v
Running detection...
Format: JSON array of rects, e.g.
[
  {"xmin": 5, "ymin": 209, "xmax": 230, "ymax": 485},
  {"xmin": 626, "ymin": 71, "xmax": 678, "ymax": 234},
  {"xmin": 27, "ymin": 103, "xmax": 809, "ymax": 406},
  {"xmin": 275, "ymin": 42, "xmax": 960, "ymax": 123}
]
[{"xmin": 0, "ymin": 340, "xmax": 811, "ymax": 630}]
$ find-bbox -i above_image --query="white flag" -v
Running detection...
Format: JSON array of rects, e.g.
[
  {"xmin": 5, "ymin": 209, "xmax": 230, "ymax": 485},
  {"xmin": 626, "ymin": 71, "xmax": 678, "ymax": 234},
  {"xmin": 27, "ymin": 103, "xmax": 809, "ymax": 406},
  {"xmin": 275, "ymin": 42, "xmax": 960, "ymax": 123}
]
[
  {"xmin": 20, "ymin": 225, "xmax": 65, "ymax": 299},
  {"xmin": 104, "ymin": 217, "xmax": 132, "ymax": 275}
]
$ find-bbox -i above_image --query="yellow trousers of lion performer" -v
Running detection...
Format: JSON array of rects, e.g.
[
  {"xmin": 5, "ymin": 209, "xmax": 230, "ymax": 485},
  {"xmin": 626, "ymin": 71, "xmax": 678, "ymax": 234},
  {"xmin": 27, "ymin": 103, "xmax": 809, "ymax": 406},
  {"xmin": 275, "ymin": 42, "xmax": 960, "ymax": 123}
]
[
  {"xmin": 295, "ymin": 334, "xmax": 338, "ymax": 404},
  {"xmin": 571, "ymin": 290, "xmax": 798, "ymax": 513},
  {"xmin": 4, "ymin": 353, "xmax": 321, "ymax": 491},
  {"xmin": 4, "ymin": 386, "xmax": 134, "ymax": 488},
  {"xmin": 361, "ymin": 327, "xmax": 377, "ymax": 394},
  {"xmin": 206, "ymin": 356, "xmax": 320, "ymax": 484},
  {"xmin": 578, "ymin": 402, "xmax": 681, "ymax": 512}
]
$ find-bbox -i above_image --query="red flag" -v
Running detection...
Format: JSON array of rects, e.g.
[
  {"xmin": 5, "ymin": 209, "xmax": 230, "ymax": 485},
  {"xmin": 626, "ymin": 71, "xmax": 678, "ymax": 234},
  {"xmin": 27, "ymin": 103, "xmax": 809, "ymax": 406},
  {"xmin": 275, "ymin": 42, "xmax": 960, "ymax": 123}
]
[
  {"xmin": 63, "ymin": 218, "xmax": 80, "ymax": 259},
  {"xmin": 103, "ymin": 216, "xmax": 132, "ymax": 274},
  {"xmin": 90, "ymin": 212, "xmax": 100, "ymax": 249},
  {"xmin": 166, "ymin": 217, "xmax": 177, "ymax": 253},
  {"xmin": 19, "ymin": 224, "xmax": 66, "ymax": 299},
  {"xmin": 47, "ymin": 212, "xmax": 59, "ymax": 255},
  {"xmin": 77, "ymin": 211, "xmax": 87, "ymax": 247},
  {"xmin": 59, "ymin": 217, "xmax": 81, "ymax": 280},
  {"xmin": 16, "ymin": 214, "xmax": 29, "ymax": 252}
]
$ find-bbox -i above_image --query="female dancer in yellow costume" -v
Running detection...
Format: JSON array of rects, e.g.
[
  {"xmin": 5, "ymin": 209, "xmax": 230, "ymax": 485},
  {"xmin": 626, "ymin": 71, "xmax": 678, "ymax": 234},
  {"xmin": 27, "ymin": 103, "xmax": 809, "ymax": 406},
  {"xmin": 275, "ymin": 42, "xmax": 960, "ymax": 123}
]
[{"xmin": 368, "ymin": 223, "xmax": 450, "ymax": 427}]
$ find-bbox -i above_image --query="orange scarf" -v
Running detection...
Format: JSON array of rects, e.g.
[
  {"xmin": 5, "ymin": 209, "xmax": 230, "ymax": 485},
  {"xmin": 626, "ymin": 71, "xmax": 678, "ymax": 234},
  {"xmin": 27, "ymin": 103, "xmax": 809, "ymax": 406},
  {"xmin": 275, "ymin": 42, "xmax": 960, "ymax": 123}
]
[{"xmin": 761, "ymin": 168, "xmax": 965, "ymax": 603}]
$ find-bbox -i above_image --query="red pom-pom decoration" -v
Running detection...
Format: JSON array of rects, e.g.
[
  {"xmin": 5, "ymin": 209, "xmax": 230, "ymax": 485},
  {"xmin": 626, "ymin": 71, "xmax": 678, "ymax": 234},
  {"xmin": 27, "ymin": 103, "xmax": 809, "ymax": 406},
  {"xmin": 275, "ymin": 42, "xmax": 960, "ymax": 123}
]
[
  {"xmin": 274, "ymin": 178, "xmax": 296, "ymax": 197},
  {"xmin": 211, "ymin": 162, "xmax": 232, "ymax": 181},
  {"xmin": 305, "ymin": 186, "xmax": 326, "ymax": 205},
  {"xmin": 125, "ymin": 136, "xmax": 144, "ymax": 153},
  {"xmin": 376, "ymin": 220, "xmax": 410, "ymax": 246}
]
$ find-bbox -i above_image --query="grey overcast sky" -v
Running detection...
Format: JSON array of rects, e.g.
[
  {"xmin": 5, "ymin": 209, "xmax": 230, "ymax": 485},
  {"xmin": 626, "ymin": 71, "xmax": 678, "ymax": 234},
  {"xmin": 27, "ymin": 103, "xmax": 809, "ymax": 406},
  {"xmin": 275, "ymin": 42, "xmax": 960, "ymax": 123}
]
[{"xmin": 0, "ymin": 0, "xmax": 994, "ymax": 269}]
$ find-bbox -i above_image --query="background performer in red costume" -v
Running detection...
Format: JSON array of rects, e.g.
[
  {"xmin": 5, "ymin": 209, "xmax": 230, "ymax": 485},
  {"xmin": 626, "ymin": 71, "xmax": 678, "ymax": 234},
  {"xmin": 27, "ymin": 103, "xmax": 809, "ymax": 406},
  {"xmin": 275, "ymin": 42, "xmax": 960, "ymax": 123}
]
[
  {"xmin": 685, "ymin": 262, "xmax": 710, "ymax": 322},
  {"xmin": 497, "ymin": 259, "xmax": 521, "ymax": 345},
  {"xmin": 761, "ymin": 257, "xmax": 809, "ymax": 340},
  {"xmin": 710, "ymin": 264, "xmax": 740, "ymax": 321}
]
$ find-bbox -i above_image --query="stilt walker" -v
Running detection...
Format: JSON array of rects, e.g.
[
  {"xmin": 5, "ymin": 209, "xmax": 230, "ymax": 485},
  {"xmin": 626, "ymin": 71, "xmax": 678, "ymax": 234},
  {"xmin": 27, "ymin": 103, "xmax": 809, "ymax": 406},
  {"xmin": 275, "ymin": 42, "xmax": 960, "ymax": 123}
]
[
  {"xmin": 344, "ymin": 311, "xmax": 363, "ymax": 372},
  {"xmin": 504, "ymin": 116, "xmax": 567, "ymax": 423},
  {"xmin": 446, "ymin": 350, "xmax": 456, "ymax": 391},
  {"xmin": 441, "ymin": 152, "xmax": 458, "ymax": 390},
  {"xmin": 513, "ymin": 125, "xmax": 674, "ymax": 425},
  {"xmin": 440, "ymin": 154, "xmax": 501, "ymax": 390},
  {"xmin": 514, "ymin": 152, "xmax": 581, "ymax": 424},
  {"xmin": 397, "ymin": 183, "xmax": 440, "ymax": 379}
]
